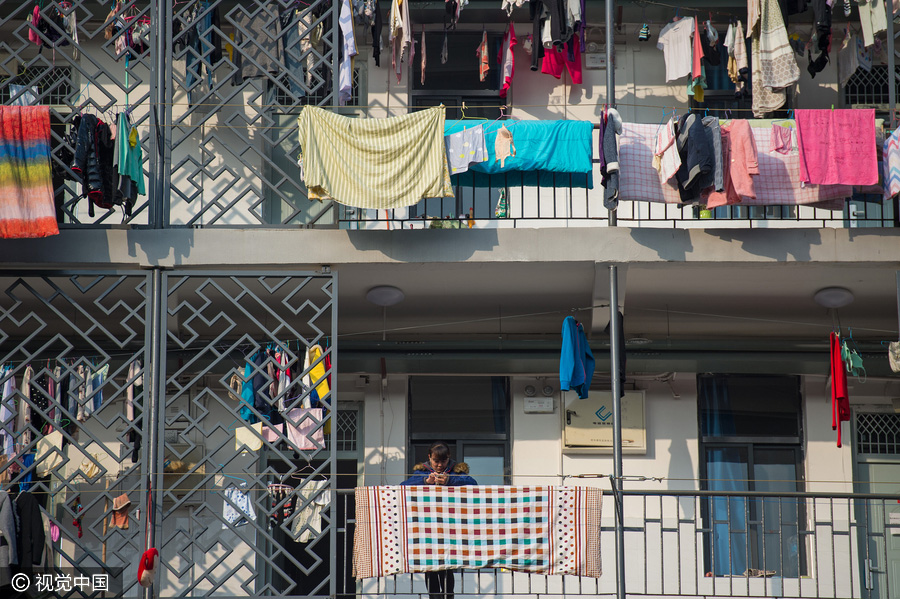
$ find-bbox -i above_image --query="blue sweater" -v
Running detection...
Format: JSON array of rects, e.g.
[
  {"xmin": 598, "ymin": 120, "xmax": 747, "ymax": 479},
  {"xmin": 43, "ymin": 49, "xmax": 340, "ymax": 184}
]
[
  {"xmin": 560, "ymin": 315, "xmax": 595, "ymax": 399},
  {"xmin": 400, "ymin": 459, "xmax": 478, "ymax": 486}
]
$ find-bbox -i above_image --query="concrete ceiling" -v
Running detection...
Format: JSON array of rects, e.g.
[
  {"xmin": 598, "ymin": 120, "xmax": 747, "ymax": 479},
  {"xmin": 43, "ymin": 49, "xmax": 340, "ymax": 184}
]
[{"xmin": 335, "ymin": 261, "xmax": 900, "ymax": 346}]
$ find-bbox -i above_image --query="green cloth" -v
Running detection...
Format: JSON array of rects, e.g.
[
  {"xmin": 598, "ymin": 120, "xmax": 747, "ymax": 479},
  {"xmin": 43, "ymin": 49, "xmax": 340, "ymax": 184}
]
[{"xmin": 117, "ymin": 113, "xmax": 145, "ymax": 196}]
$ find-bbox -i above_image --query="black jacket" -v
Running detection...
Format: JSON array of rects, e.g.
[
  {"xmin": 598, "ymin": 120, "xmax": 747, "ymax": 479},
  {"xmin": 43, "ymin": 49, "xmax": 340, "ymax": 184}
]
[{"xmin": 15, "ymin": 492, "xmax": 44, "ymax": 573}]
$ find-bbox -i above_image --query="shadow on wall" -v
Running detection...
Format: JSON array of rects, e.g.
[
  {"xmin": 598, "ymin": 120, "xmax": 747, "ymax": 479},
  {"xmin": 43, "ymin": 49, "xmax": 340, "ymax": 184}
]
[
  {"xmin": 347, "ymin": 228, "xmax": 500, "ymax": 261},
  {"xmin": 127, "ymin": 227, "xmax": 195, "ymax": 265},
  {"xmin": 628, "ymin": 228, "xmax": 696, "ymax": 260}
]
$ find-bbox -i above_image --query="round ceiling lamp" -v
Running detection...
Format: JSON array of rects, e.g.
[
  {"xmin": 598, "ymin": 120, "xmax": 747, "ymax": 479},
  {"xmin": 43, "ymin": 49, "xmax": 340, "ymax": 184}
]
[
  {"xmin": 813, "ymin": 287, "xmax": 854, "ymax": 309},
  {"xmin": 366, "ymin": 285, "xmax": 405, "ymax": 307}
]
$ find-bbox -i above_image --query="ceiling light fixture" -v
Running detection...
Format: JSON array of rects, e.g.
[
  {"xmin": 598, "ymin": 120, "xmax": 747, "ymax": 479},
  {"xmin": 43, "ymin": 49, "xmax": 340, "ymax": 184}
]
[
  {"xmin": 366, "ymin": 285, "xmax": 405, "ymax": 307},
  {"xmin": 813, "ymin": 287, "xmax": 854, "ymax": 309}
]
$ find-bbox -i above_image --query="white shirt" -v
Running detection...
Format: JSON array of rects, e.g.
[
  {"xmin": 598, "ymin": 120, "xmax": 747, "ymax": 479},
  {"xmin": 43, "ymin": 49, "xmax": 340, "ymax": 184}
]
[{"xmin": 657, "ymin": 18, "xmax": 695, "ymax": 82}]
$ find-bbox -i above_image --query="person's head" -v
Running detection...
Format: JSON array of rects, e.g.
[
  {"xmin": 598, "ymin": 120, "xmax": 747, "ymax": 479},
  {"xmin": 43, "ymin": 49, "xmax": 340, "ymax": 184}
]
[{"xmin": 427, "ymin": 442, "xmax": 451, "ymax": 473}]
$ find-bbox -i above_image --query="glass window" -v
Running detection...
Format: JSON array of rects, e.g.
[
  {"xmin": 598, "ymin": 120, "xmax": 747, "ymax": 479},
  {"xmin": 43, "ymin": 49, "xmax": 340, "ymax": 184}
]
[
  {"xmin": 699, "ymin": 374, "xmax": 807, "ymax": 578},
  {"xmin": 408, "ymin": 376, "xmax": 509, "ymax": 484}
]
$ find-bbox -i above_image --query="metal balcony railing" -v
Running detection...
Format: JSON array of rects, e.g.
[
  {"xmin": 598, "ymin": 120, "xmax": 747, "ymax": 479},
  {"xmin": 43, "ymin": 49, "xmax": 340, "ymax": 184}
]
[
  {"xmin": 335, "ymin": 488, "xmax": 900, "ymax": 599},
  {"xmin": 1, "ymin": 1, "xmax": 896, "ymax": 231}
]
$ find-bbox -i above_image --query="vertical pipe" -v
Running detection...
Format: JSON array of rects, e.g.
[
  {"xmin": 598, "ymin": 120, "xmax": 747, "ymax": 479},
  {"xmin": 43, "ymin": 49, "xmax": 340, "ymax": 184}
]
[
  {"xmin": 145, "ymin": 268, "xmax": 164, "ymax": 598},
  {"xmin": 150, "ymin": 0, "xmax": 172, "ymax": 227},
  {"xmin": 609, "ymin": 265, "xmax": 625, "ymax": 599},
  {"xmin": 330, "ymin": 271, "xmax": 338, "ymax": 598},
  {"xmin": 606, "ymin": 0, "xmax": 617, "ymax": 227},
  {"xmin": 888, "ymin": 0, "xmax": 896, "ymax": 128}
]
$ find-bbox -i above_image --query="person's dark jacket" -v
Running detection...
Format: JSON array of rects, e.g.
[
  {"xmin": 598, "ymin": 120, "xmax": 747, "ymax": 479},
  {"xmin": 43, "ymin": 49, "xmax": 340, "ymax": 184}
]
[{"xmin": 400, "ymin": 459, "xmax": 478, "ymax": 486}]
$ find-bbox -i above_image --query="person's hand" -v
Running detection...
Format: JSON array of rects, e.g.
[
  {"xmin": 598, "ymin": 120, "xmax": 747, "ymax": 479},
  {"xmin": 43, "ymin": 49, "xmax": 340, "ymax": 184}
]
[
  {"xmin": 435, "ymin": 473, "xmax": 449, "ymax": 485},
  {"xmin": 425, "ymin": 472, "xmax": 437, "ymax": 485}
]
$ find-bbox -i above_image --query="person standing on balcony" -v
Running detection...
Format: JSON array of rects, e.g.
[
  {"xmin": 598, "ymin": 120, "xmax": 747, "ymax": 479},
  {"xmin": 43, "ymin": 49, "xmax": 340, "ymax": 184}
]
[{"xmin": 401, "ymin": 441, "xmax": 477, "ymax": 599}]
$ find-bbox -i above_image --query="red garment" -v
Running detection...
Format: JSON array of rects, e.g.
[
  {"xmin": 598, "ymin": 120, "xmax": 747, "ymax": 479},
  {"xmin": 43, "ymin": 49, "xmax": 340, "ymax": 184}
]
[
  {"xmin": 830, "ymin": 332, "xmax": 851, "ymax": 447},
  {"xmin": 324, "ymin": 352, "xmax": 332, "ymax": 387},
  {"xmin": 706, "ymin": 119, "xmax": 759, "ymax": 208},
  {"xmin": 540, "ymin": 35, "xmax": 582, "ymax": 84},
  {"xmin": 498, "ymin": 23, "xmax": 517, "ymax": 99},
  {"xmin": 692, "ymin": 18, "xmax": 703, "ymax": 80}
]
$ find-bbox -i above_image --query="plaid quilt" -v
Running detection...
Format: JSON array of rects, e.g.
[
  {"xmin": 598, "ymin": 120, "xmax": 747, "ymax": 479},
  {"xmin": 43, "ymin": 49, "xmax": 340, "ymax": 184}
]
[
  {"xmin": 353, "ymin": 486, "xmax": 601, "ymax": 579},
  {"xmin": 619, "ymin": 122, "xmax": 852, "ymax": 207}
]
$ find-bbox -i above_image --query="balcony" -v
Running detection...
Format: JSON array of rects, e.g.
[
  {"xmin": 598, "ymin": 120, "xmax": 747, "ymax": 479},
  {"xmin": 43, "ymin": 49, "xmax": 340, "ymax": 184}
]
[
  {"xmin": 334, "ymin": 488, "xmax": 900, "ymax": 598},
  {"xmin": 1, "ymin": 0, "xmax": 895, "ymax": 232}
]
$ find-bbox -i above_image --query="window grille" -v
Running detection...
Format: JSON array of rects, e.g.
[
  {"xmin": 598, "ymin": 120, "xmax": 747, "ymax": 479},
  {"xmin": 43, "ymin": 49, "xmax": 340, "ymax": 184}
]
[
  {"xmin": 275, "ymin": 67, "xmax": 360, "ymax": 107},
  {"xmin": 856, "ymin": 412, "xmax": 900, "ymax": 454},
  {"xmin": 335, "ymin": 409, "xmax": 357, "ymax": 452},
  {"xmin": 0, "ymin": 66, "xmax": 74, "ymax": 106},
  {"xmin": 843, "ymin": 64, "xmax": 900, "ymax": 108}
]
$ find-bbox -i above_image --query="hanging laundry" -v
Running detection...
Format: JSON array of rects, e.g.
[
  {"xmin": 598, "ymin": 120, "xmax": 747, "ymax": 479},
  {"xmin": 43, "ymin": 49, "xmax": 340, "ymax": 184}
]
[
  {"xmin": 126, "ymin": 359, "xmax": 142, "ymax": 462},
  {"xmin": 706, "ymin": 119, "xmax": 759, "ymax": 209},
  {"xmin": 285, "ymin": 408, "xmax": 325, "ymax": 451},
  {"xmin": 541, "ymin": 34, "xmax": 582, "ymax": 84},
  {"xmin": 115, "ymin": 112, "xmax": 145, "ymax": 217},
  {"xmin": 8, "ymin": 84, "xmax": 37, "ymax": 107},
  {"xmin": 444, "ymin": 124, "xmax": 488, "ymax": 175},
  {"xmin": 0, "ymin": 106, "xmax": 58, "ymax": 239},
  {"xmin": 108, "ymin": 493, "xmax": 132, "ymax": 530},
  {"xmin": 452, "ymin": 120, "xmax": 592, "ymax": 176},
  {"xmin": 602, "ymin": 108, "xmax": 622, "ymax": 211},
  {"xmin": 420, "ymin": 28, "xmax": 426, "ymax": 86},
  {"xmin": 477, "ymin": 30, "xmax": 490, "ymax": 82},
  {"xmin": 883, "ymin": 128, "xmax": 900, "ymax": 199},
  {"xmin": 560, "ymin": 315, "xmax": 594, "ymax": 399},
  {"xmin": 858, "ymin": 0, "xmax": 887, "ymax": 47},
  {"xmin": 441, "ymin": 29, "xmax": 448, "ymax": 64},
  {"xmin": 495, "ymin": 124, "xmax": 516, "ymax": 168},
  {"xmin": 222, "ymin": 484, "xmax": 256, "ymax": 528},
  {"xmin": 732, "ymin": 21, "xmax": 749, "ymax": 96},
  {"xmin": 769, "ymin": 124, "xmax": 793, "ymax": 154},
  {"xmin": 619, "ymin": 122, "xmax": 853, "ymax": 206},
  {"xmin": 339, "ymin": 0, "xmax": 358, "ymax": 106},
  {"xmin": 0, "ymin": 489, "xmax": 17, "ymax": 588},
  {"xmin": 837, "ymin": 30, "xmax": 858, "ymax": 87},
  {"xmin": 18, "ymin": 365, "xmax": 34, "ymax": 446},
  {"xmin": 657, "ymin": 17, "xmax": 694, "ymax": 82},
  {"xmin": 230, "ymin": 4, "xmax": 277, "ymax": 83},
  {"xmin": 297, "ymin": 106, "xmax": 453, "ymax": 209},
  {"xmin": 499, "ymin": 23, "xmax": 517, "ymax": 98},
  {"xmin": 389, "ymin": 0, "xmax": 411, "ymax": 83},
  {"xmin": 795, "ymin": 109, "xmax": 878, "ymax": 186},
  {"xmin": 857, "ymin": 36, "xmax": 873, "ymax": 71},
  {"xmin": 830, "ymin": 332, "xmax": 851, "ymax": 447},
  {"xmin": 0, "ymin": 370, "xmax": 16, "ymax": 457},
  {"xmin": 68, "ymin": 113, "xmax": 118, "ymax": 216},
  {"xmin": 291, "ymin": 479, "xmax": 330, "ymax": 542},
  {"xmin": 751, "ymin": 0, "xmax": 799, "ymax": 117},
  {"xmin": 674, "ymin": 113, "xmax": 714, "ymax": 202},
  {"xmin": 353, "ymin": 485, "xmax": 602, "ymax": 579},
  {"xmin": 653, "ymin": 117, "xmax": 682, "ymax": 184}
]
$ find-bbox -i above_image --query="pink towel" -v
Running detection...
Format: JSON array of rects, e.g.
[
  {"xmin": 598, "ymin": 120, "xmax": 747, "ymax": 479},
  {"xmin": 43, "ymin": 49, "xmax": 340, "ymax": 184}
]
[
  {"xmin": 285, "ymin": 408, "xmax": 324, "ymax": 450},
  {"xmin": 795, "ymin": 109, "xmax": 878, "ymax": 185}
]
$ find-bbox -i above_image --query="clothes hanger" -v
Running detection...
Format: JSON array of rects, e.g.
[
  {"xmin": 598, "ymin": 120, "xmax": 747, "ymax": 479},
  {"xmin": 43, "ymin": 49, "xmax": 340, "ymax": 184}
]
[{"xmin": 217, "ymin": 465, "xmax": 247, "ymax": 486}]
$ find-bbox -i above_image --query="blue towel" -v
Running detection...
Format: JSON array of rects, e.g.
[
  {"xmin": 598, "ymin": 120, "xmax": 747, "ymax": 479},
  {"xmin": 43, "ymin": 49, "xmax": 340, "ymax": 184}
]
[{"xmin": 445, "ymin": 119, "xmax": 594, "ymax": 187}]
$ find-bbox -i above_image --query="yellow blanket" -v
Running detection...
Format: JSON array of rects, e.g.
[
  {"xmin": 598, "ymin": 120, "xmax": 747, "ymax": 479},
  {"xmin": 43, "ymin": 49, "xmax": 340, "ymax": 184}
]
[{"xmin": 297, "ymin": 106, "xmax": 453, "ymax": 209}]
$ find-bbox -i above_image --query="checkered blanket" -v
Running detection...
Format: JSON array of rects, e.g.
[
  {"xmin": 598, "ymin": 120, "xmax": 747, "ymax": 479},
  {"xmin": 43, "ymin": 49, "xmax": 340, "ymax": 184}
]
[
  {"xmin": 353, "ymin": 486, "xmax": 602, "ymax": 579},
  {"xmin": 619, "ymin": 122, "xmax": 851, "ymax": 207}
]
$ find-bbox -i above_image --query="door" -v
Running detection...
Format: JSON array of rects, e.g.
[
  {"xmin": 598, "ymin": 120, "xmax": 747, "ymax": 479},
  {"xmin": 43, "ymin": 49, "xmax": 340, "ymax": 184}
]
[{"xmin": 858, "ymin": 462, "xmax": 900, "ymax": 599}]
